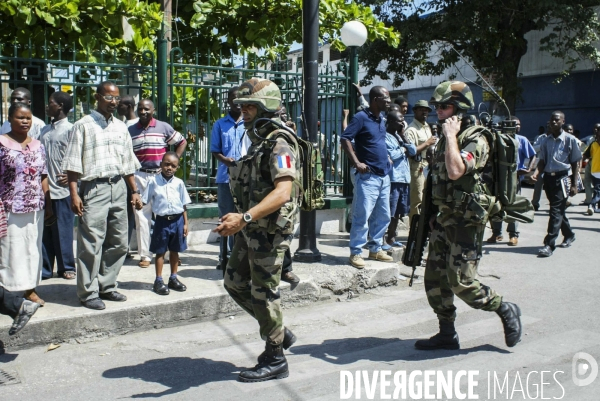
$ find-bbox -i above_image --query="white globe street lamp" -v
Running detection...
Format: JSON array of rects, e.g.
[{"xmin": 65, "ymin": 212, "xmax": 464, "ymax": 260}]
[{"xmin": 340, "ymin": 20, "xmax": 368, "ymax": 47}]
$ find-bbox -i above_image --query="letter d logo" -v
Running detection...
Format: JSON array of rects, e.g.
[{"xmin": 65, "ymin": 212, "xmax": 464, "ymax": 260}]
[{"xmin": 572, "ymin": 352, "xmax": 598, "ymax": 387}]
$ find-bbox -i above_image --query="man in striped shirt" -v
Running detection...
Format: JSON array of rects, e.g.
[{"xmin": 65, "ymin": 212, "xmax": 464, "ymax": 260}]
[{"xmin": 128, "ymin": 99, "xmax": 187, "ymax": 267}]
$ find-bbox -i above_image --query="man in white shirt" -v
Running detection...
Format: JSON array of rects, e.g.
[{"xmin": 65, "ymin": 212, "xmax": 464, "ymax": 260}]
[
  {"xmin": 40, "ymin": 91, "xmax": 76, "ymax": 281},
  {"xmin": 1, "ymin": 87, "xmax": 46, "ymax": 139}
]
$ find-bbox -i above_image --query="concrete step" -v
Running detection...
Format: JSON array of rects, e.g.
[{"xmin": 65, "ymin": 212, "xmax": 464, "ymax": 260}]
[{"xmin": 0, "ymin": 234, "xmax": 411, "ymax": 349}]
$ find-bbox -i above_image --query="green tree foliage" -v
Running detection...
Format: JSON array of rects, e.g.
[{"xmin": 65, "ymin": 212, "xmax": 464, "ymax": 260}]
[
  {"xmin": 0, "ymin": 0, "xmax": 163, "ymax": 59},
  {"xmin": 164, "ymin": 0, "xmax": 398, "ymax": 61},
  {"xmin": 359, "ymin": 0, "xmax": 600, "ymax": 112}
]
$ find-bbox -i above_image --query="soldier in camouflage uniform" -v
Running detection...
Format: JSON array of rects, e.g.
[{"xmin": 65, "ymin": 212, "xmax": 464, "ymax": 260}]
[
  {"xmin": 414, "ymin": 81, "xmax": 523, "ymax": 351},
  {"xmin": 214, "ymin": 78, "xmax": 300, "ymax": 382}
]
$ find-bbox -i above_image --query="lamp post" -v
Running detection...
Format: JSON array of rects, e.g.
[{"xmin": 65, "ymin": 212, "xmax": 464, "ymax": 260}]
[
  {"xmin": 294, "ymin": 0, "xmax": 322, "ymax": 262},
  {"xmin": 340, "ymin": 21, "xmax": 368, "ymax": 198},
  {"xmin": 156, "ymin": 22, "xmax": 168, "ymax": 120}
]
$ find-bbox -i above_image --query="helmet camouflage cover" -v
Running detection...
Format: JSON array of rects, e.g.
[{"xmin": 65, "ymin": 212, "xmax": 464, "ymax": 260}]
[
  {"xmin": 233, "ymin": 78, "xmax": 282, "ymax": 112},
  {"xmin": 430, "ymin": 81, "xmax": 474, "ymax": 111}
]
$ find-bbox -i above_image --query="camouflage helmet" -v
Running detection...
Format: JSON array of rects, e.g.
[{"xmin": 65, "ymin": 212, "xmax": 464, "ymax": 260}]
[
  {"xmin": 430, "ymin": 81, "xmax": 474, "ymax": 111},
  {"xmin": 233, "ymin": 78, "xmax": 282, "ymax": 112}
]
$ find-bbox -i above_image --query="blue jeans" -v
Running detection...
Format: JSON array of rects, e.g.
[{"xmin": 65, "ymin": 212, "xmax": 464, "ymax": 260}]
[
  {"xmin": 350, "ymin": 172, "xmax": 391, "ymax": 255},
  {"xmin": 217, "ymin": 183, "xmax": 235, "ymax": 265},
  {"xmin": 389, "ymin": 182, "xmax": 410, "ymax": 217},
  {"xmin": 42, "ymin": 196, "xmax": 76, "ymax": 278},
  {"xmin": 348, "ymin": 167, "xmax": 357, "ymax": 223}
]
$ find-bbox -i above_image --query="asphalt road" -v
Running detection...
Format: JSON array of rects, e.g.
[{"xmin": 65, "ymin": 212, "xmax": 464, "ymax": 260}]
[{"xmin": 1, "ymin": 188, "xmax": 599, "ymax": 400}]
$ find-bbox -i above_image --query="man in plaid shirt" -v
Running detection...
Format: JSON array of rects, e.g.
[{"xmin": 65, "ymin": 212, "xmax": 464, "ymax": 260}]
[{"xmin": 62, "ymin": 81, "xmax": 142, "ymax": 310}]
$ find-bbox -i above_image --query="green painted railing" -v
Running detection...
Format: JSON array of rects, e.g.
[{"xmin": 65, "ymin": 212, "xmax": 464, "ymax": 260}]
[{"xmin": 0, "ymin": 42, "xmax": 351, "ymax": 203}]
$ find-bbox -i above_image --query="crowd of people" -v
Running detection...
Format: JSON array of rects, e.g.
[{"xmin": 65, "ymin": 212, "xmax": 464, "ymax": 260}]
[
  {"xmin": 0, "ymin": 83, "xmax": 193, "ymax": 334},
  {"xmin": 0, "ymin": 77, "xmax": 598, "ymax": 383},
  {"xmin": 340, "ymin": 84, "xmax": 598, "ymax": 264}
]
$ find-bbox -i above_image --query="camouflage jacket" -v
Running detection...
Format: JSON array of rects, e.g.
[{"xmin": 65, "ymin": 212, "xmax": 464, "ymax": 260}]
[
  {"xmin": 228, "ymin": 119, "xmax": 301, "ymax": 234},
  {"xmin": 431, "ymin": 125, "xmax": 496, "ymax": 226}
]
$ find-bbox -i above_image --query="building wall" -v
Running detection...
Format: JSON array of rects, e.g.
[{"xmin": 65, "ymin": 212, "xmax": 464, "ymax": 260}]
[
  {"xmin": 285, "ymin": 16, "xmax": 600, "ymax": 140},
  {"xmin": 516, "ymin": 70, "xmax": 600, "ymax": 140},
  {"xmin": 395, "ymin": 71, "xmax": 600, "ymax": 141}
]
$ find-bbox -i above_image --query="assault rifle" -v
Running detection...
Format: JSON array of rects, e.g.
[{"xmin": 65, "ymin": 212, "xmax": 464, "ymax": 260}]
[{"xmin": 402, "ymin": 173, "xmax": 434, "ymax": 286}]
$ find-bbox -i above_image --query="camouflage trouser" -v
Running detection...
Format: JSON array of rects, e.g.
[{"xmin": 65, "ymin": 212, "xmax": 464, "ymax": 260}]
[
  {"xmin": 223, "ymin": 228, "xmax": 290, "ymax": 345},
  {"xmin": 424, "ymin": 221, "xmax": 502, "ymax": 322}
]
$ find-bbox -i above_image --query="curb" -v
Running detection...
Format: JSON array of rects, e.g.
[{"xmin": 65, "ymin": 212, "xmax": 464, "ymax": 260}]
[{"xmin": 0, "ymin": 264, "xmax": 407, "ymax": 350}]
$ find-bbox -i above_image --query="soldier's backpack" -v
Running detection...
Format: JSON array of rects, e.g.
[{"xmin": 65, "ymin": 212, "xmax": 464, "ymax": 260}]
[
  {"xmin": 459, "ymin": 122, "xmax": 535, "ymax": 223},
  {"xmin": 267, "ymin": 129, "xmax": 325, "ymax": 212}
]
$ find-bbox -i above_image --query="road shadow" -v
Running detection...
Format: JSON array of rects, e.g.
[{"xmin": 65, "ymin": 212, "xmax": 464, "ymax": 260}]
[
  {"xmin": 32, "ymin": 283, "xmax": 79, "ymax": 308},
  {"xmin": 103, "ymin": 357, "xmax": 242, "ymax": 398},
  {"xmin": 117, "ymin": 280, "xmax": 154, "ymax": 292},
  {"xmin": 297, "ymin": 253, "xmax": 350, "ymax": 267},
  {"xmin": 0, "ymin": 347, "xmax": 17, "ymax": 361},
  {"xmin": 290, "ymin": 337, "xmax": 509, "ymax": 365},
  {"xmin": 482, "ymin": 245, "xmax": 541, "ymax": 256},
  {"xmin": 184, "ymin": 249, "xmax": 220, "ymax": 257},
  {"xmin": 316, "ymin": 239, "xmax": 349, "ymax": 248},
  {"xmin": 177, "ymin": 267, "xmax": 224, "ymax": 281},
  {"xmin": 565, "ymin": 216, "xmax": 598, "ymax": 221},
  {"xmin": 317, "ymin": 233, "xmax": 350, "ymax": 240},
  {"xmin": 570, "ymin": 226, "xmax": 600, "ymax": 233}
]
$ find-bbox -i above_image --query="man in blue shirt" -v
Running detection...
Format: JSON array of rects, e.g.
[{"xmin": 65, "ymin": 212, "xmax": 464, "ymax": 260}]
[
  {"xmin": 341, "ymin": 86, "xmax": 394, "ymax": 268},
  {"xmin": 531, "ymin": 122, "xmax": 549, "ymax": 210},
  {"xmin": 531, "ymin": 111, "xmax": 582, "ymax": 257},
  {"xmin": 384, "ymin": 111, "xmax": 416, "ymax": 248},
  {"xmin": 487, "ymin": 117, "xmax": 536, "ymax": 246},
  {"xmin": 211, "ymin": 87, "xmax": 244, "ymax": 271}
]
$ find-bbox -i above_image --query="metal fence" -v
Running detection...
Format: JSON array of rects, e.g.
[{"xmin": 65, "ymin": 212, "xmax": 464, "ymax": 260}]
[{"xmin": 0, "ymin": 42, "xmax": 350, "ymax": 202}]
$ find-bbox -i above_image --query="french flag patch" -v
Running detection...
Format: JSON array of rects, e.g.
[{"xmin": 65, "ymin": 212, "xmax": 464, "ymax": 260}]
[
  {"xmin": 277, "ymin": 155, "xmax": 292, "ymax": 168},
  {"xmin": 460, "ymin": 151, "xmax": 474, "ymax": 162}
]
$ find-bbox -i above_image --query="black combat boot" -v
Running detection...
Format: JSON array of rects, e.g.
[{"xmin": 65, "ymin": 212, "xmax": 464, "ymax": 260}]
[
  {"xmin": 496, "ymin": 301, "xmax": 522, "ymax": 347},
  {"xmin": 414, "ymin": 320, "xmax": 460, "ymax": 350},
  {"xmin": 258, "ymin": 327, "xmax": 297, "ymax": 363},
  {"xmin": 239, "ymin": 342, "xmax": 289, "ymax": 382}
]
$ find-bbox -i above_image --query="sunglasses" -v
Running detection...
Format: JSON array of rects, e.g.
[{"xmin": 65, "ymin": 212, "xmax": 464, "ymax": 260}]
[
  {"xmin": 434, "ymin": 103, "xmax": 452, "ymax": 110},
  {"xmin": 100, "ymin": 95, "xmax": 121, "ymax": 102}
]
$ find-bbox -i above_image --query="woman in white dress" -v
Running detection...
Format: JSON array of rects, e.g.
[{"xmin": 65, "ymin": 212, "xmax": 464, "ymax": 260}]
[{"xmin": 0, "ymin": 102, "xmax": 52, "ymax": 305}]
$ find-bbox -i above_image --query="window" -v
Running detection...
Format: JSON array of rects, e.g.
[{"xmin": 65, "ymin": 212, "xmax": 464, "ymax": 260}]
[
  {"xmin": 273, "ymin": 59, "xmax": 292, "ymax": 71},
  {"xmin": 330, "ymin": 49, "xmax": 342, "ymax": 62}
]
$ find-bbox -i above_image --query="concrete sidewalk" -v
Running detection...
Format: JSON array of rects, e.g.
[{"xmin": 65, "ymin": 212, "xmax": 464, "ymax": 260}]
[{"xmin": 0, "ymin": 232, "xmax": 416, "ymax": 350}]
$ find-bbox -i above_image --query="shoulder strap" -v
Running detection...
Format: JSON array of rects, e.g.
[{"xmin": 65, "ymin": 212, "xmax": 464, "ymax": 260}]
[
  {"xmin": 458, "ymin": 125, "xmax": 491, "ymax": 146},
  {"xmin": 265, "ymin": 128, "xmax": 299, "ymax": 147}
]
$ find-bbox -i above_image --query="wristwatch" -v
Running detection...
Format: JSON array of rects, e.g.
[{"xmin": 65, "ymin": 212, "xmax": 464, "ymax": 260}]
[
  {"xmin": 133, "ymin": 189, "xmax": 141, "ymax": 194},
  {"xmin": 242, "ymin": 212, "xmax": 253, "ymax": 223}
]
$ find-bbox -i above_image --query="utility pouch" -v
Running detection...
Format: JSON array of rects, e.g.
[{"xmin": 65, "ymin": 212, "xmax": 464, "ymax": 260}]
[
  {"xmin": 454, "ymin": 191, "xmax": 500, "ymax": 226},
  {"xmin": 267, "ymin": 201, "xmax": 297, "ymax": 234}
]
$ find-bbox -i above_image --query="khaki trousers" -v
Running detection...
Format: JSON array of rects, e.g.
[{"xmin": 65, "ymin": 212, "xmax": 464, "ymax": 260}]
[
  {"xmin": 76, "ymin": 179, "xmax": 128, "ymax": 301},
  {"xmin": 134, "ymin": 171, "xmax": 157, "ymax": 262},
  {"xmin": 409, "ymin": 167, "xmax": 425, "ymax": 225}
]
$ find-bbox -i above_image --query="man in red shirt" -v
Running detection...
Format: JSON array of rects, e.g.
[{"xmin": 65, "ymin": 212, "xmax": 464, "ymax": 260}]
[{"xmin": 128, "ymin": 100, "xmax": 187, "ymax": 267}]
